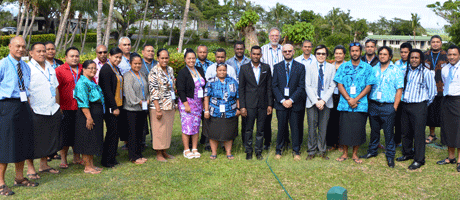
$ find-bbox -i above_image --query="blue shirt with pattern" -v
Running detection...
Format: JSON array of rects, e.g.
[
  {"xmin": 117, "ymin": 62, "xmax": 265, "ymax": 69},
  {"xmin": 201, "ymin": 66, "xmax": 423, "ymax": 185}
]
[
  {"xmin": 369, "ymin": 63, "xmax": 404, "ymax": 103},
  {"xmin": 74, "ymin": 75, "xmax": 105, "ymax": 108},
  {"xmin": 334, "ymin": 60, "xmax": 378, "ymax": 112},
  {"xmin": 225, "ymin": 56, "xmax": 251, "ymax": 76},
  {"xmin": 395, "ymin": 59, "xmax": 408, "ymax": 74},
  {"xmin": 205, "ymin": 76, "xmax": 239, "ymax": 118},
  {"xmin": 0, "ymin": 54, "xmax": 31, "ymax": 100},
  {"xmin": 195, "ymin": 58, "xmax": 214, "ymax": 74}
]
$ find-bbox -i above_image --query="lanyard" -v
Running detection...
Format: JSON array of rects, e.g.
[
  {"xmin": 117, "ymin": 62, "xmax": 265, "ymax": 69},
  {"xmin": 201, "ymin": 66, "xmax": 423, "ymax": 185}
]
[
  {"xmin": 69, "ymin": 65, "xmax": 79, "ymax": 86},
  {"xmin": 187, "ymin": 65, "xmax": 202, "ymax": 85},
  {"xmin": 143, "ymin": 59, "xmax": 153, "ymax": 73},
  {"xmin": 130, "ymin": 70, "xmax": 145, "ymax": 100},
  {"xmin": 164, "ymin": 67, "xmax": 174, "ymax": 90},
  {"xmin": 285, "ymin": 62, "xmax": 291, "ymax": 87},
  {"xmin": 377, "ymin": 66, "xmax": 388, "ymax": 92},
  {"xmin": 52, "ymin": 60, "xmax": 57, "ymax": 69},
  {"xmin": 32, "ymin": 62, "xmax": 52, "ymax": 83},
  {"xmin": 431, "ymin": 51, "xmax": 440, "ymax": 68},
  {"xmin": 220, "ymin": 80, "xmax": 228, "ymax": 102},
  {"xmin": 271, "ymin": 48, "xmax": 279, "ymax": 65},
  {"xmin": 8, "ymin": 56, "xmax": 25, "ymax": 90},
  {"xmin": 108, "ymin": 61, "xmax": 123, "ymax": 96}
]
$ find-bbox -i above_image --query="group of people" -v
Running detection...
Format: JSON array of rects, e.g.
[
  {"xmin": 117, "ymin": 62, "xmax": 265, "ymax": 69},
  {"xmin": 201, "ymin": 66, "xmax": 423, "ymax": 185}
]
[{"xmin": 0, "ymin": 26, "xmax": 459, "ymax": 196}]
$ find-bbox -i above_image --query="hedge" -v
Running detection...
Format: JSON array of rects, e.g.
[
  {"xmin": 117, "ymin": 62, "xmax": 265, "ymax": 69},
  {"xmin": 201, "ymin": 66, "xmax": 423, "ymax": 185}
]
[{"xmin": 0, "ymin": 33, "xmax": 97, "ymax": 46}]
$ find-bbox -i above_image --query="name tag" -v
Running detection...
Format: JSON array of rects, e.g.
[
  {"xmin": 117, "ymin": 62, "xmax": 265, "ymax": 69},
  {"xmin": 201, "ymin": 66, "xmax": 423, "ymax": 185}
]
[
  {"xmin": 142, "ymin": 101, "xmax": 148, "ymax": 110},
  {"xmin": 284, "ymin": 87, "xmax": 289, "ymax": 96},
  {"xmin": 171, "ymin": 91, "xmax": 176, "ymax": 100},
  {"xmin": 197, "ymin": 89, "xmax": 204, "ymax": 98},
  {"xmin": 334, "ymin": 87, "xmax": 339, "ymax": 95},
  {"xmin": 404, "ymin": 92, "xmax": 409, "ymax": 101},
  {"xmin": 50, "ymin": 86, "xmax": 56, "ymax": 97},
  {"xmin": 350, "ymin": 86, "xmax": 356, "ymax": 95},
  {"xmin": 220, "ymin": 104, "xmax": 225, "ymax": 112},
  {"xmin": 73, "ymin": 90, "xmax": 76, "ymax": 98},
  {"xmin": 377, "ymin": 92, "xmax": 382, "ymax": 100},
  {"xmin": 20, "ymin": 91, "xmax": 27, "ymax": 102}
]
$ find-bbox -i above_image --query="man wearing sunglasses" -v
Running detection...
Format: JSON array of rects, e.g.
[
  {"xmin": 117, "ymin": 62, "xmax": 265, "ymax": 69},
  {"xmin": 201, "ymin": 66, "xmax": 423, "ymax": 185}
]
[
  {"xmin": 334, "ymin": 42, "xmax": 377, "ymax": 164},
  {"xmin": 93, "ymin": 44, "xmax": 107, "ymax": 84},
  {"xmin": 272, "ymin": 44, "xmax": 306, "ymax": 161},
  {"xmin": 305, "ymin": 45, "xmax": 336, "ymax": 161},
  {"xmin": 361, "ymin": 39, "xmax": 380, "ymax": 67}
]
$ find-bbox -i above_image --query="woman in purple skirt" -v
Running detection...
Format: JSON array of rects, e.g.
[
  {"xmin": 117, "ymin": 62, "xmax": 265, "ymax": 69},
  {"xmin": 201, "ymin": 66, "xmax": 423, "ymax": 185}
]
[{"xmin": 176, "ymin": 49, "xmax": 206, "ymax": 159}]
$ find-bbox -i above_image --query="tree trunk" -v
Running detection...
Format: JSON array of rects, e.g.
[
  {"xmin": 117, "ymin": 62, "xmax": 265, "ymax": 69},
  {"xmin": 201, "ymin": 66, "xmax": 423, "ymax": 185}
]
[
  {"xmin": 22, "ymin": 2, "xmax": 30, "ymax": 36},
  {"xmin": 104, "ymin": 0, "xmax": 115, "ymax": 48},
  {"xmin": 155, "ymin": 15, "xmax": 159, "ymax": 46},
  {"xmin": 16, "ymin": 0, "xmax": 26, "ymax": 36},
  {"xmin": 81, "ymin": 19, "xmax": 90, "ymax": 54},
  {"xmin": 134, "ymin": 0, "xmax": 149, "ymax": 52},
  {"xmin": 16, "ymin": 0, "xmax": 23, "ymax": 34},
  {"xmin": 69, "ymin": 13, "xmax": 82, "ymax": 48},
  {"xmin": 177, "ymin": 0, "xmax": 190, "ymax": 53},
  {"xmin": 413, "ymin": 30, "xmax": 416, "ymax": 48},
  {"xmin": 24, "ymin": 5, "xmax": 37, "ymax": 47},
  {"xmin": 167, "ymin": 18, "xmax": 175, "ymax": 46},
  {"xmin": 96, "ymin": 0, "xmax": 103, "ymax": 45},
  {"xmin": 60, "ymin": 20, "xmax": 71, "ymax": 52},
  {"xmin": 143, "ymin": 16, "xmax": 155, "ymax": 47},
  {"xmin": 55, "ymin": 0, "xmax": 72, "ymax": 50},
  {"xmin": 242, "ymin": 25, "xmax": 258, "ymax": 53}
]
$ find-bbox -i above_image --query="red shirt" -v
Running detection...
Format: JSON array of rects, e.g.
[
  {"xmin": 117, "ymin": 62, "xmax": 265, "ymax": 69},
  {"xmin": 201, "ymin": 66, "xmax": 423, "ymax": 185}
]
[{"xmin": 56, "ymin": 62, "xmax": 83, "ymax": 110}]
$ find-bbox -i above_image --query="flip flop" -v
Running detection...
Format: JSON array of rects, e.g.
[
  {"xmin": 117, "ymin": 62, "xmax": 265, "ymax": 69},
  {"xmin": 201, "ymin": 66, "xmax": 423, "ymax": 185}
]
[
  {"xmin": 59, "ymin": 163, "xmax": 69, "ymax": 169},
  {"xmin": 336, "ymin": 157, "xmax": 348, "ymax": 162},
  {"xmin": 39, "ymin": 168, "xmax": 60, "ymax": 174},
  {"xmin": 0, "ymin": 185, "xmax": 14, "ymax": 196},
  {"xmin": 14, "ymin": 178, "xmax": 39, "ymax": 187},
  {"xmin": 26, "ymin": 173, "xmax": 40, "ymax": 180},
  {"xmin": 73, "ymin": 160, "xmax": 85, "ymax": 165},
  {"xmin": 227, "ymin": 155, "xmax": 234, "ymax": 160},
  {"xmin": 210, "ymin": 155, "xmax": 217, "ymax": 160},
  {"xmin": 353, "ymin": 158, "xmax": 363, "ymax": 164}
]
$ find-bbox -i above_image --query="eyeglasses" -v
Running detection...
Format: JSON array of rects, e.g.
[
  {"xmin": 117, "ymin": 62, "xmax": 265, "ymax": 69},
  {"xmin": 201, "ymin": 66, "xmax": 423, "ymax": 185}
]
[
  {"xmin": 316, "ymin": 53, "xmax": 327, "ymax": 56},
  {"xmin": 349, "ymin": 42, "xmax": 361, "ymax": 47},
  {"xmin": 282, "ymin": 50, "xmax": 293, "ymax": 53},
  {"xmin": 97, "ymin": 51, "xmax": 107, "ymax": 54},
  {"xmin": 87, "ymin": 67, "xmax": 98, "ymax": 70}
]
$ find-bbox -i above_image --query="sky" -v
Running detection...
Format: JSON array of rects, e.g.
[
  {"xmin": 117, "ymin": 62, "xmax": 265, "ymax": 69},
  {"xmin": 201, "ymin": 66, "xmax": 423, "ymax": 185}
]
[{"xmin": 245, "ymin": 0, "xmax": 449, "ymax": 29}]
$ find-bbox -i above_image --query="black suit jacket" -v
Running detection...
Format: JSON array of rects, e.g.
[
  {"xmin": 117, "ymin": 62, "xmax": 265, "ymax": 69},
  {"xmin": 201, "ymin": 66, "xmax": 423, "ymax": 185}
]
[
  {"xmin": 272, "ymin": 60, "xmax": 306, "ymax": 111},
  {"xmin": 98, "ymin": 63, "xmax": 122, "ymax": 113},
  {"xmin": 176, "ymin": 66, "xmax": 206, "ymax": 103},
  {"xmin": 239, "ymin": 62, "xmax": 273, "ymax": 109}
]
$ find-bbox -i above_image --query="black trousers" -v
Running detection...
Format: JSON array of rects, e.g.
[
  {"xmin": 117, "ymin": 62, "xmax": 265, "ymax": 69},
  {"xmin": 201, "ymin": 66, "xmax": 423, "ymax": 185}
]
[
  {"xmin": 126, "ymin": 110, "xmax": 147, "ymax": 161},
  {"xmin": 244, "ymin": 108, "xmax": 267, "ymax": 154},
  {"xmin": 102, "ymin": 110, "xmax": 121, "ymax": 166},
  {"xmin": 401, "ymin": 102, "xmax": 427, "ymax": 163},
  {"xmin": 264, "ymin": 113, "xmax": 272, "ymax": 145},
  {"xmin": 394, "ymin": 105, "xmax": 403, "ymax": 144},
  {"xmin": 276, "ymin": 109, "xmax": 305, "ymax": 154}
]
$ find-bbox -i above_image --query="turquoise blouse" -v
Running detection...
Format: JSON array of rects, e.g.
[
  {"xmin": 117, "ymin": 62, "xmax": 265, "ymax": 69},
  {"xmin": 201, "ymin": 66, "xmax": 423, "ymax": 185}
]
[{"xmin": 75, "ymin": 75, "xmax": 105, "ymax": 108}]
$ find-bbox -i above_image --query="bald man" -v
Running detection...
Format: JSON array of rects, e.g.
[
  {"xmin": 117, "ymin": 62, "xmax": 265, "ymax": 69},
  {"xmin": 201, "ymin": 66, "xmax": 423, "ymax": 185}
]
[
  {"xmin": 93, "ymin": 44, "xmax": 108, "ymax": 84},
  {"xmin": 0, "ymin": 36, "xmax": 38, "ymax": 196},
  {"xmin": 272, "ymin": 44, "xmax": 306, "ymax": 160}
]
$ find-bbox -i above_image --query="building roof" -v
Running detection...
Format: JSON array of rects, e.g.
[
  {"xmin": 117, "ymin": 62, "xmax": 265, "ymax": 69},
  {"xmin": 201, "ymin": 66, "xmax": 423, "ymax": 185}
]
[{"xmin": 365, "ymin": 35, "xmax": 432, "ymax": 41}]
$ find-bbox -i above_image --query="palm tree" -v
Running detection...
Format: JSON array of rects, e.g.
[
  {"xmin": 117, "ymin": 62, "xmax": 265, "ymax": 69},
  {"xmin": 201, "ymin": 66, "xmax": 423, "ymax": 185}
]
[
  {"xmin": 97, "ymin": 0, "xmax": 103, "ymax": 45},
  {"xmin": 133, "ymin": 0, "xmax": 149, "ymax": 51},
  {"xmin": 103, "ymin": 0, "xmax": 115, "ymax": 48},
  {"xmin": 178, "ymin": 0, "xmax": 190, "ymax": 53},
  {"xmin": 55, "ymin": 0, "xmax": 72, "ymax": 49},
  {"xmin": 411, "ymin": 13, "xmax": 422, "ymax": 48}
]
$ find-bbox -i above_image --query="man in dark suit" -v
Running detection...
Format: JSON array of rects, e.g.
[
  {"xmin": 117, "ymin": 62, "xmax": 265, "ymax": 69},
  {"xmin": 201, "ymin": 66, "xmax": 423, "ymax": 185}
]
[
  {"xmin": 272, "ymin": 44, "xmax": 307, "ymax": 160},
  {"xmin": 239, "ymin": 46, "xmax": 273, "ymax": 160}
]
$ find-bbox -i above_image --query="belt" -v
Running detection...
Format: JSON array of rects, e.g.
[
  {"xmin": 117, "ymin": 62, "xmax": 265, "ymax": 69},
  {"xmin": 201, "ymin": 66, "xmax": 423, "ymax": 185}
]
[{"xmin": 369, "ymin": 99, "xmax": 392, "ymax": 106}]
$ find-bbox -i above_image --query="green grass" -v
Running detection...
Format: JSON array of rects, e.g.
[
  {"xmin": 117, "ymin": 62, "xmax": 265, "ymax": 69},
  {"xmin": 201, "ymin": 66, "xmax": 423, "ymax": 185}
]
[{"xmin": 3, "ymin": 111, "xmax": 460, "ymax": 199}]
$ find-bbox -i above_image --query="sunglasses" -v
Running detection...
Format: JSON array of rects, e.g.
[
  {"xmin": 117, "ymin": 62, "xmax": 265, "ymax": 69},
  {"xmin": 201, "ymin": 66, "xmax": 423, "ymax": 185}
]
[
  {"xmin": 316, "ymin": 53, "xmax": 327, "ymax": 56},
  {"xmin": 282, "ymin": 50, "xmax": 293, "ymax": 53},
  {"xmin": 97, "ymin": 51, "xmax": 108, "ymax": 54},
  {"xmin": 349, "ymin": 42, "xmax": 361, "ymax": 47}
]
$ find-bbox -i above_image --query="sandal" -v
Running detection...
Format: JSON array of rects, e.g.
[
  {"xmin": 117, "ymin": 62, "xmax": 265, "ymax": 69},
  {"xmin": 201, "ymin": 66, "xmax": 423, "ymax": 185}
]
[
  {"xmin": 94, "ymin": 167, "xmax": 103, "ymax": 171},
  {"xmin": 84, "ymin": 169, "xmax": 101, "ymax": 174},
  {"xmin": 192, "ymin": 149, "xmax": 201, "ymax": 158},
  {"xmin": 227, "ymin": 155, "xmax": 234, "ymax": 160},
  {"xmin": 26, "ymin": 173, "xmax": 40, "ymax": 180},
  {"xmin": 73, "ymin": 160, "xmax": 85, "ymax": 165},
  {"xmin": 0, "ymin": 185, "xmax": 14, "ymax": 196},
  {"xmin": 59, "ymin": 163, "xmax": 69, "ymax": 169},
  {"xmin": 336, "ymin": 157, "xmax": 348, "ymax": 162},
  {"xmin": 132, "ymin": 159, "xmax": 145, "ymax": 165},
  {"xmin": 210, "ymin": 155, "xmax": 217, "ymax": 160},
  {"xmin": 14, "ymin": 178, "xmax": 39, "ymax": 187},
  {"xmin": 426, "ymin": 135, "xmax": 437, "ymax": 144},
  {"xmin": 353, "ymin": 158, "xmax": 363, "ymax": 164},
  {"xmin": 183, "ymin": 149, "xmax": 194, "ymax": 159},
  {"xmin": 39, "ymin": 168, "xmax": 60, "ymax": 174}
]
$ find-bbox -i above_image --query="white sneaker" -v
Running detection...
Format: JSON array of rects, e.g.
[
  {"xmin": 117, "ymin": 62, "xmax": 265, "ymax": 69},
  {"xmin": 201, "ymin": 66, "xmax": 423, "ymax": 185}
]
[
  {"xmin": 183, "ymin": 149, "xmax": 193, "ymax": 159},
  {"xmin": 192, "ymin": 149, "xmax": 201, "ymax": 158}
]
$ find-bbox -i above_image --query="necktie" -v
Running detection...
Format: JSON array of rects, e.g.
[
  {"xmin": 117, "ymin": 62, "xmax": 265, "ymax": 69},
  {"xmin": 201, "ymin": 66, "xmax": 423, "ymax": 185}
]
[
  {"xmin": 286, "ymin": 63, "xmax": 290, "ymax": 76},
  {"xmin": 446, "ymin": 66, "xmax": 454, "ymax": 95},
  {"xmin": 17, "ymin": 63, "xmax": 25, "ymax": 91},
  {"xmin": 318, "ymin": 64, "xmax": 324, "ymax": 97}
]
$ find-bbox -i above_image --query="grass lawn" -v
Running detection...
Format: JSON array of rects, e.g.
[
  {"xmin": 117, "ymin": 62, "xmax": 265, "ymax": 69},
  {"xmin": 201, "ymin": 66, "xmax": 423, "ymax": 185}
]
[{"xmin": 3, "ymin": 111, "xmax": 460, "ymax": 199}]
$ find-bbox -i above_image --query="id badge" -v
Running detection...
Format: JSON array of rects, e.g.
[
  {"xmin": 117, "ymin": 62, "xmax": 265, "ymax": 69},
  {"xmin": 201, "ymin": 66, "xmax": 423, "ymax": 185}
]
[
  {"xmin": 404, "ymin": 92, "xmax": 409, "ymax": 101},
  {"xmin": 284, "ymin": 87, "xmax": 289, "ymax": 96},
  {"xmin": 334, "ymin": 87, "xmax": 339, "ymax": 95},
  {"xmin": 198, "ymin": 89, "xmax": 204, "ymax": 98},
  {"xmin": 73, "ymin": 90, "xmax": 76, "ymax": 98},
  {"xmin": 377, "ymin": 92, "xmax": 382, "ymax": 100},
  {"xmin": 220, "ymin": 104, "xmax": 225, "ymax": 112},
  {"xmin": 171, "ymin": 91, "xmax": 176, "ymax": 99},
  {"xmin": 50, "ymin": 86, "xmax": 56, "ymax": 97},
  {"xmin": 20, "ymin": 91, "xmax": 27, "ymax": 102},
  {"xmin": 350, "ymin": 86, "xmax": 356, "ymax": 95},
  {"xmin": 142, "ymin": 101, "xmax": 148, "ymax": 110}
]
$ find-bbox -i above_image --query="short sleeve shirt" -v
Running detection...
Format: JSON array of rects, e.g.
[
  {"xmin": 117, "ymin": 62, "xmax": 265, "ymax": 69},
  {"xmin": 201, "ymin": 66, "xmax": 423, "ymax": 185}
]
[
  {"xmin": 205, "ymin": 76, "xmax": 239, "ymax": 118},
  {"xmin": 369, "ymin": 63, "xmax": 404, "ymax": 103}
]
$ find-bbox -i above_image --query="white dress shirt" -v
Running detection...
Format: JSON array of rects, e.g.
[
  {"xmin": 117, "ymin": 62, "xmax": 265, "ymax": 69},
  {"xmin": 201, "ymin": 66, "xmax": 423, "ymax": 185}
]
[
  {"xmin": 295, "ymin": 54, "xmax": 317, "ymax": 68},
  {"xmin": 252, "ymin": 62, "xmax": 261, "ymax": 84},
  {"xmin": 28, "ymin": 59, "xmax": 60, "ymax": 115},
  {"xmin": 442, "ymin": 61, "xmax": 460, "ymax": 96}
]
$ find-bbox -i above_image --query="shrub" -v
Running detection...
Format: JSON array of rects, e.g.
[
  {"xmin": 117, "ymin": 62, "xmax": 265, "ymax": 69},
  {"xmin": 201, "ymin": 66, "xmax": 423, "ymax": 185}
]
[{"xmin": 0, "ymin": 46, "xmax": 9, "ymax": 58}]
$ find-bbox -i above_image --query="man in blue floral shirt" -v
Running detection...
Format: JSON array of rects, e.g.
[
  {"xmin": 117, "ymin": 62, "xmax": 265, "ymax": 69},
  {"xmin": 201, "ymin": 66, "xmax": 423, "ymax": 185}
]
[
  {"xmin": 360, "ymin": 46, "xmax": 404, "ymax": 168},
  {"xmin": 333, "ymin": 42, "xmax": 377, "ymax": 164}
]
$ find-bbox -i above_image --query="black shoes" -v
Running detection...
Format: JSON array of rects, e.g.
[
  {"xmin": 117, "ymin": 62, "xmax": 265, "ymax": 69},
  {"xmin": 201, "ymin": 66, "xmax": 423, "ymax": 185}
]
[
  {"xmin": 305, "ymin": 154, "xmax": 315, "ymax": 160},
  {"xmin": 319, "ymin": 154, "xmax": 329, "ymax": 160},
  {"xmin": 408, "ymin": 161, "xmax": 424, "ymax": 170},
  {"xmin": 359, "ymin": 153, "xmax": 378, "ymax": 159},
  {"xmin": 387, "ymin": 158, "xmax": 395, "ymax": 168},
  {"xmin": 396, "ymin": 155, "xmax": 414, "ymax": 162},
  {"xmin": 246, "ymin": 153, "xmax": 253, "ymax": 160},
  {"xmin": 436, "ymin": 157, "xmax": 457, "ymax": 165},
  {"xmin": 256, "ymin": 153, "xmax": 263, "ymax": 160},
  {"xmin": 263, "ymin": 145, "xmax": 270, "ymax": 151}
]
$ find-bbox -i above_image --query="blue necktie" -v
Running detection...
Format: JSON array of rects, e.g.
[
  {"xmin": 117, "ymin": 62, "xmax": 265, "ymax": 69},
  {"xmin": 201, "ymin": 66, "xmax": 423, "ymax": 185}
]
[
  {"xmin": 446, "ymin": 66, "xmax": 454, "ymax": 95},
  {"xmin": 318, "ymin": 64, "xmax": 324, "ymax": 97}
]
